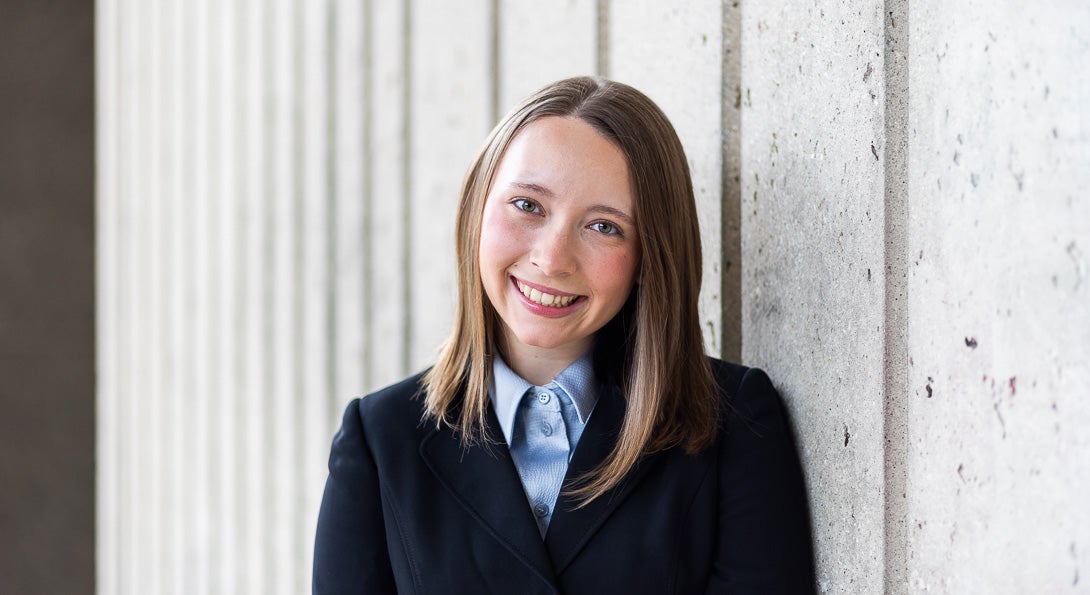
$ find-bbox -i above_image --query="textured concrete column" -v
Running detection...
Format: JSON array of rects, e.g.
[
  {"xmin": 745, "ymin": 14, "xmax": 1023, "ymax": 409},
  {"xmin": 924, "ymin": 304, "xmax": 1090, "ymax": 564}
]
[
  {"xmin": 497, "ymin": 0, "xmax": 597, "ymax": 111},
  {"xmin": 903, "ymin": 0, "xmax": 1090, "ymax": 590},
  {"xmin": 406, "ymin": 0, "xmax": 494, "ymax": 371},
  {"xmin": 741, "ymin": 0, "xmax": 890, "ymax": 590},
  {"xmin": 610, "ymin": 0, "xmax": 729, "ymax": 356},
  {"xmin": 741, "ymin": 0, "xmax": 1090, "ymax": 591}
]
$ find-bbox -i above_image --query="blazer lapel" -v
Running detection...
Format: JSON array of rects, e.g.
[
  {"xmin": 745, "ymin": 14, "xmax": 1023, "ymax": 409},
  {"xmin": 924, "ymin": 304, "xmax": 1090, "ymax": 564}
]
[
  {"xmin": 419, "ymin": 405, "xmax": 557, "ymax": 588},
  {"xmin": 544, "ymin": 382, "xmax": 663, "ymax": 574}
]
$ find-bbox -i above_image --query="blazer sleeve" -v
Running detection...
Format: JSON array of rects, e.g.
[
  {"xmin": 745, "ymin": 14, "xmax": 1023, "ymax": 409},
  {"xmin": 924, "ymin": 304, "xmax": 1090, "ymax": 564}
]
[
  {"xmin": 705, "ymin": 367, "xmax": 816, "ymax": 594},
  {"xmin": 313, "ymin": 398, "xmax": 398, "ymax": 595}
]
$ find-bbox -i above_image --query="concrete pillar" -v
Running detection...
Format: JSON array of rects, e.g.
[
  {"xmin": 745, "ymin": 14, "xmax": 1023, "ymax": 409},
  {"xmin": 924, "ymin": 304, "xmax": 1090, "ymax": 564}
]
[
  {"xmin": 96, "ymin": 0, "xmax": 346, "ymax": 592},
  {"xmin": 902, "ymin": 0, "xmax": 1090, "ymax": 590},
  {"xmin": 610, "ymin": 0, "xmax": 730, "ymax": 356},
  {"xmin": 741, "ymin": 0, "xmax": 1090, "ymax": 590},
  {"xmin": 740, "ymin": 0, "xmax": 890, "ymax": 589}
]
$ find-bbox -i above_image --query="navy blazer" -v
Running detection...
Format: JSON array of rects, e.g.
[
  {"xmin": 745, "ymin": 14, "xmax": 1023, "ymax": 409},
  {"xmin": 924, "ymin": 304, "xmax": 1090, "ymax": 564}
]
[{"xmin": 313, "ymin": 358, "xmax": 815, "ymax": 594}]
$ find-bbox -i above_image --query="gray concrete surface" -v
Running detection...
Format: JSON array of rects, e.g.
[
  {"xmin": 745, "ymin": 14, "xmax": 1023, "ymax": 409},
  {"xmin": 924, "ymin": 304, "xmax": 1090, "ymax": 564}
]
[
  {"xmin": 741, "ymin": 1, "xmax": 889, "ymax": 590},
  {"xmin": 742, "ymin": 0, "xmax": 1089, "ymax": 591},
  {"xmin": 902, "ymin": 1, "xmax": 1090, "ymax": 590}
]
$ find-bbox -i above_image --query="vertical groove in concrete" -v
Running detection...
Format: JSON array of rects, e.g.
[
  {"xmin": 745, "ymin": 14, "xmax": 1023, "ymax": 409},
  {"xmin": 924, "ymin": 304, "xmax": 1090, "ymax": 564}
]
[
  {"xmin": 881, "ymin": 0, "xmax": 910, "ymax": 591},
  {"xmin": 259, "ymin": 0, "xmax": 277, "ymax": 583},
  {"xmin": 360, "ymin": 0, "xmax": 374, "ymax": 399},
  {"xmin": 326, "ymin": 0, "xmax": 340, "ymax": 430},
  {"xmin": 211, "ymin": 58, "xmax": 226, "ymax": 577},
  {"xmin": 226, "ymin": 2, "xmax": 247, "ymax": 589},
  {"xmin": 147, "ymin": 1, "xmax": 166, "ymax": 588},
  {"xmin": 291, "ymin": 2, "xmax": 307, "ymax": 592},
  {"xmin": 489, "ymin": 0, "xmax": 501, "ymax": 124},
  {"xmin": 595, "ymin": 0, "xmax": 609, "ymax": 77},
  {"xmin": 241, "ymin": 3, "xmax": 269, "ymax": 591},
  {"xmin": 231, "ymin": 2, "xmax": 252, "ymax": 589},
  {"xmin": 719, "ymin": 0, "xmax": 742, "ymax": 362},
  {"xmin": 205, "ymin": 0, "xmax": 224, "ymax": 586},
  {"xmin": 400, "ymin": 0, "xmax": 413, "ymax": 376}
]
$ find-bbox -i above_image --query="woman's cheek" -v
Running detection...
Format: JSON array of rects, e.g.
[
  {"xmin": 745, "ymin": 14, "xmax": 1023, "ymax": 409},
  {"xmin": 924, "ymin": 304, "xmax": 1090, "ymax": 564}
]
[
  {"xmin": 478, "ymin": 208, "xmax": 502, "ymax": 250},
  {"xmin": 482, "ymin": 213, "xmax": 524, "ymax": 258},
  {"xmin": 594, "ymin": 247, "xmax": 639, "ymax": 287}
]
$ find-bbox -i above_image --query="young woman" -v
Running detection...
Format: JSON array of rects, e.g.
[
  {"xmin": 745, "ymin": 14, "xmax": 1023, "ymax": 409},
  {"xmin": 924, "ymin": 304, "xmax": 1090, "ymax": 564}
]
[{"xmin": 314, "ymin": 77, "xmax": 814, "ymax": 594}]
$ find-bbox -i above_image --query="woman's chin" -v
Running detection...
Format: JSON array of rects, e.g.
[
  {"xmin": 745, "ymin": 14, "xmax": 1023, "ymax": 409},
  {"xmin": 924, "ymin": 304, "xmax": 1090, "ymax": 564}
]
[{"xmin": 505, "ymin": 329, "xmax": 591, "ymax": 356}]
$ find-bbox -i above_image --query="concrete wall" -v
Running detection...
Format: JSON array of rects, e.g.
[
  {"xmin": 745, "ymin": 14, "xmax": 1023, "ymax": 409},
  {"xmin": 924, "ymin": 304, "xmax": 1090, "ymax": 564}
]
[
  {"xmin": 742, "ymin": 0, "xmax": 1090, "ymax": 591},
  {"xmin": 899, "ymin": 1, "xmax": 1090, "ymax": 590},
  {"xmin": 95, "ymin": 0, "xmax": 1089, "ymax": 592},
  {"xmin": 0, "ymin": 1, "xmax": 96, "ymax": 594},
  {"xmin": 741, "ymin": 1, "xmax": 891, "ymax": 589}
]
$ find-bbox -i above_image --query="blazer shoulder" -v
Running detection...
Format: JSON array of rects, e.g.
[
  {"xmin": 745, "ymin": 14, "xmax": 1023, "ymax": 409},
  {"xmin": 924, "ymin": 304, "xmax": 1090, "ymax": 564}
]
[
  {"xmin": 705, "ymin": 356, "xmax": 784, "ymax": 426},
  {"xmin": 706, "ymin": 356, "xmax": 748, "ymax": 394},
  {"xmin": 702, "ymin": 364, "xmax": 816, "ymax": 591}
]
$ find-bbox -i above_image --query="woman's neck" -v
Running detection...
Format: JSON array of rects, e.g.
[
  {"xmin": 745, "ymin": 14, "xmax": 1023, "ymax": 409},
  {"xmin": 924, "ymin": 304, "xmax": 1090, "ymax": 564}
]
[{"xmin": 497, "ymin": 334, "xmax": 593, "ymax": 386}]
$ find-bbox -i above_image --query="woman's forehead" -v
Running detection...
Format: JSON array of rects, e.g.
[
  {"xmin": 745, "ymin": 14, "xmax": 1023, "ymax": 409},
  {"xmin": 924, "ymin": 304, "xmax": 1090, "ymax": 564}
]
[{"xmin": 490, "ymin": 117, "xmax": 634, "ymax": 210}]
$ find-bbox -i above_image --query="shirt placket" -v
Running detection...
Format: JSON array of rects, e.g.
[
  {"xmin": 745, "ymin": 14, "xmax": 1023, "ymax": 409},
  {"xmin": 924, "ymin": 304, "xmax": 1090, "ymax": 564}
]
[{"xmin": 514, "ymin": 386, "xmax": 571, "ymax": 536}]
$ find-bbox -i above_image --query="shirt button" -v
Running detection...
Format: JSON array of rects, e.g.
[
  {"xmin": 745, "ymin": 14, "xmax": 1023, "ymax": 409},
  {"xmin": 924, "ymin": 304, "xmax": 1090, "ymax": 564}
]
[
  {"xmin": 541, "ymin": 422, "xmax": 553, "ymax": 436},
  {"xmin": 537, "ymin": 392, "xmax": 550, "ymax": 404},
  {"xmin": 533, "ymin": 503, "xmax": 549, "ymax": 517}
]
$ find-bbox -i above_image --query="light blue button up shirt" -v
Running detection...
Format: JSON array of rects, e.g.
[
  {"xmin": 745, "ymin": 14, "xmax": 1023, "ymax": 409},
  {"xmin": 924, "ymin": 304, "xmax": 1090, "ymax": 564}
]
[{"xmin": 490, "ymin": 350, "xmax": 599, "ymax": 538}]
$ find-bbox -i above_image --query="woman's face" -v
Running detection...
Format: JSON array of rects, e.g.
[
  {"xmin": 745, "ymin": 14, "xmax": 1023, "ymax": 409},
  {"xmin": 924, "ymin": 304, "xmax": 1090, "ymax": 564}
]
[{"xmin": 478, "ymin": 116, "xmax": 641, "ymax": 364}]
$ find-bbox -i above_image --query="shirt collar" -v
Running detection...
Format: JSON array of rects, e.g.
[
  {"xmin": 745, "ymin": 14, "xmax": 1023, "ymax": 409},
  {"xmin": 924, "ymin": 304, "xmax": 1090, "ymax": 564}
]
[{"xmin": 490, "ymin": 349, "xmax": 599, "ymax": 442}]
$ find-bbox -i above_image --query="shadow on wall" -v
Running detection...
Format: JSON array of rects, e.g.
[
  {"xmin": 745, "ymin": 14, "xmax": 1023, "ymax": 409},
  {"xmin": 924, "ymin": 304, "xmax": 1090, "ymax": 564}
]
[{"xmin": 0, "ymin": 1, "xmax": 95, "ymax": 594}]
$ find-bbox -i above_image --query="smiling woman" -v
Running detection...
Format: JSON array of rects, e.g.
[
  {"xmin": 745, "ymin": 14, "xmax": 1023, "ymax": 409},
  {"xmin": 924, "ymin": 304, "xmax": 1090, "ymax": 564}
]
[
  {"xmin": 478, "ymin": 116, "xmax": 640, "ymax": 382},
  {"xmin": 313, "ymin": 77, "xmax": 815, "ymax": 594}
]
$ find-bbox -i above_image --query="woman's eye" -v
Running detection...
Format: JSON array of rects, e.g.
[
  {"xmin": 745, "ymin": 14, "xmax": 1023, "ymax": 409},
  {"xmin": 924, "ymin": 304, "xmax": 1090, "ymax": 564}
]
[
  {"xmin": 590, "ymin": 222, "xmax": 621, "ymax": 236},
  {"xmin": 512, "ymin": 198, "xmax": 541, "ymax": 214}
]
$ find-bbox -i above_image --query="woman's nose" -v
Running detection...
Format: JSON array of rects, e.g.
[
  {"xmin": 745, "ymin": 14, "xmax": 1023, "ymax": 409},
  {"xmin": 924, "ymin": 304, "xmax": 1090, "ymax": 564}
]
[{"xmin": 529, "ymin": 226, "xmax": 577, "ymax": 276}]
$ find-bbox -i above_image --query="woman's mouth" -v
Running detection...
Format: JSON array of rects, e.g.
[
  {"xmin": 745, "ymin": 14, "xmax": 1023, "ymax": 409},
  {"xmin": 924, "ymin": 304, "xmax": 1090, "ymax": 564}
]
[{"xmin": 512, "ymin": 277, "xmax": 582, "ymax": 308}]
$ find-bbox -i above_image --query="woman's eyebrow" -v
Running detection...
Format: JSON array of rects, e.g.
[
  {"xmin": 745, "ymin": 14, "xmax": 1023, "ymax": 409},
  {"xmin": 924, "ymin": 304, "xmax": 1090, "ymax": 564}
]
[
  {"xmin": 511, "ymin": 181, "xmax": 555, "ymax": 197},
  {"xmin": 588, "ymin": 205, "xmax": 635, "ymax": 225}
]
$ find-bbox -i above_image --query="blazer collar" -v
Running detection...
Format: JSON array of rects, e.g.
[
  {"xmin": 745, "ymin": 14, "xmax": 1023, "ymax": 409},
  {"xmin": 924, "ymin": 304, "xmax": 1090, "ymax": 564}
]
[
  {"xmin": 419, "ymin": 404, "xmax": 558, "ymax": 590},
  {"xmin": 420, "ymin": 380, "xmax": 661, "ymax": 582},
  {"xmin": 544, "ymin": 381, "xmax": 662, "ymax": 574}
]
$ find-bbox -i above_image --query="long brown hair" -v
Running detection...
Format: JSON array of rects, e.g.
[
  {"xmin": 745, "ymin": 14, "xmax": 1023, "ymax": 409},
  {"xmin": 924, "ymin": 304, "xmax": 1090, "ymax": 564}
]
[{"xmin": 421, "ymin": 76, "xmax": 719, "ymax": 504}]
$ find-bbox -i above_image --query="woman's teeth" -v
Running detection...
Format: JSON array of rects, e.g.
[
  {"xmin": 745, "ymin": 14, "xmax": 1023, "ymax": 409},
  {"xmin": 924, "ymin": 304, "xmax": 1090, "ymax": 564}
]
[{"xmin": 516, "ymin": 280, "xmax": 577, "ymax": 308}]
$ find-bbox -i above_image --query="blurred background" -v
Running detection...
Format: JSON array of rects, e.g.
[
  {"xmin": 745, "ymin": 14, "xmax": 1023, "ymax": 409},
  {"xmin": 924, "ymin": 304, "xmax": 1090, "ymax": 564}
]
[{"xmin": 2, "ymin": 0, "xmax": 1088, "ymax": 593}]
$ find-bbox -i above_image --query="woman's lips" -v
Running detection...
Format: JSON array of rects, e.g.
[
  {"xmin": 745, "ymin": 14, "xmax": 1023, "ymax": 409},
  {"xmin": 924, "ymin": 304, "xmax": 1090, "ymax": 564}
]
[{"xmin": 510, "ymin": 276, "xmax": 585, "ymax": 315}]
